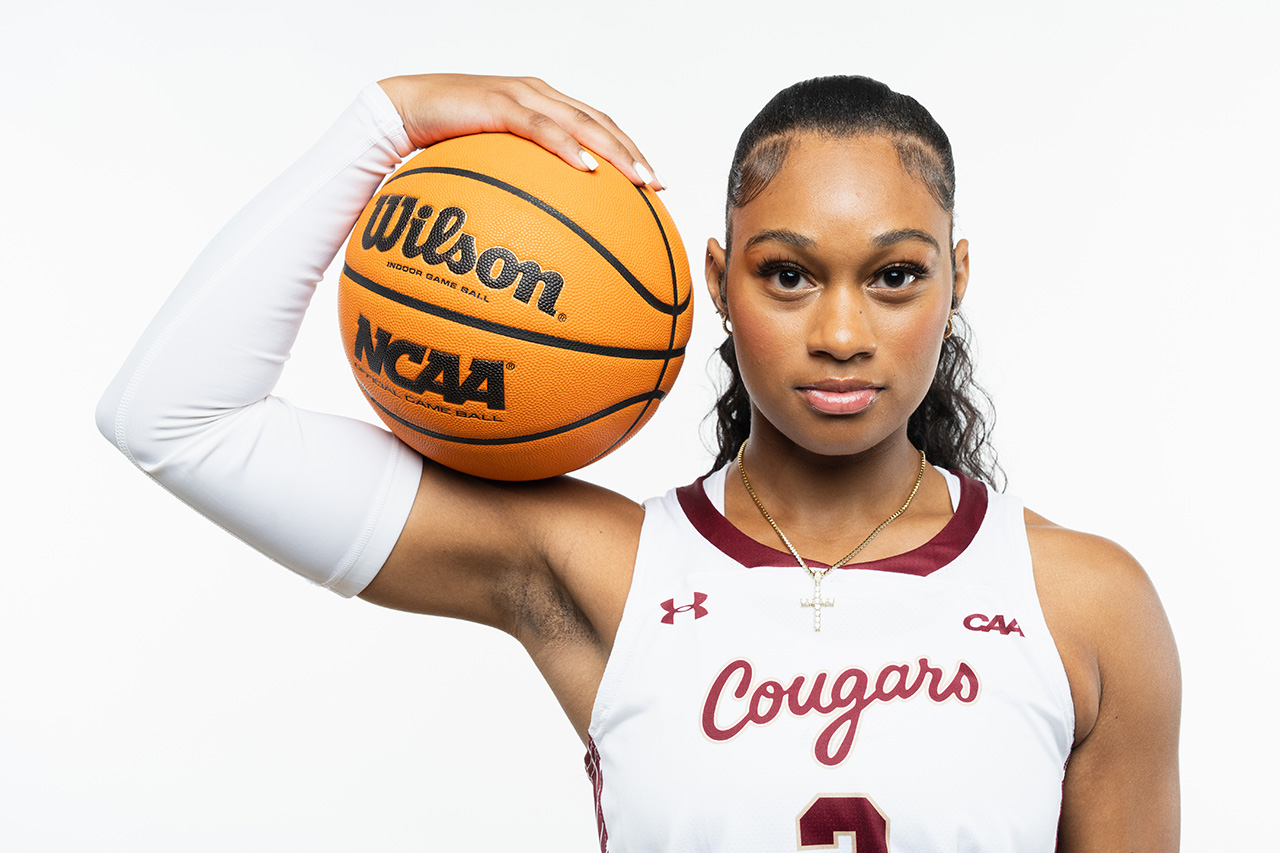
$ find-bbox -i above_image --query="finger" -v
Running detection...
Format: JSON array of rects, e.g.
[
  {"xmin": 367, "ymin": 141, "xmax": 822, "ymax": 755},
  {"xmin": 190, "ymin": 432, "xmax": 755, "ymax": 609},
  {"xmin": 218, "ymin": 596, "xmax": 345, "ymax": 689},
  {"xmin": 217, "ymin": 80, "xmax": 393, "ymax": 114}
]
[
  {"xmin": 551, "ymin": 99, "xmax": 662, "ymax": 190},
  {"xmin": 527, "ymin": 82, "xmax": 648, "ymax": 172},
  {"xmin": 516, "ymin": 79, "xmax": 663, "ymax": 190},
  {"xmin": 504, "ymin": 102, "xmax": 605, "ymax": 174},
  {"xmin": 535, "ymin": 98, "xmax": 656, "ymax": 187},
  {"xmin": 515, "ymin": 78, "xmax": 641, "ymax": 153},
  {"xmin": 525, "ymin": 81, "xmax": 663, "ymax": 190}
]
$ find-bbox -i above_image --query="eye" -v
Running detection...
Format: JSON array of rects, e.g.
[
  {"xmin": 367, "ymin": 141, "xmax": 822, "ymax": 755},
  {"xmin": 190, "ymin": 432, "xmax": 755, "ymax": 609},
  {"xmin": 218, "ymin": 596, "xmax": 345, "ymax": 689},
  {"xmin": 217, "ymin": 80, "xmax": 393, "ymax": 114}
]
[
  {"xmin": 756, "ymin": 258, "xmax": 813, "ymax": 291},
  {"xmin": 874, "ymin": 265, "xmax": 924, "ymax": 289},
  {"xmin": 773, "ymin": 268, "xmax": 808, "ymax": 290}
]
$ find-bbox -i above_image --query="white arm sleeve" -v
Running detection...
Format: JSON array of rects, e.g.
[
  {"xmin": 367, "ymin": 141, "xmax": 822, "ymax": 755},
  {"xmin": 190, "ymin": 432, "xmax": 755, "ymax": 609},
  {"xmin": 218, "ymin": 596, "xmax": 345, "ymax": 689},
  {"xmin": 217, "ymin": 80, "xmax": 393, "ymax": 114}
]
[{"xmin": 96, "ymin": 83, "xmax": 424, "ymax": 597}]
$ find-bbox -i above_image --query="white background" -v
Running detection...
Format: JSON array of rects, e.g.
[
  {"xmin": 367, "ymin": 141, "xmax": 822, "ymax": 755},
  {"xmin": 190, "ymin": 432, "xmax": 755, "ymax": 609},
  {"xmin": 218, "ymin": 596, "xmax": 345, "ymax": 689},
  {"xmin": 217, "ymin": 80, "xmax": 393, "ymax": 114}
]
[{"xmin": 2, "ymin": 0, "xmax": 1276, "ymax": 849}]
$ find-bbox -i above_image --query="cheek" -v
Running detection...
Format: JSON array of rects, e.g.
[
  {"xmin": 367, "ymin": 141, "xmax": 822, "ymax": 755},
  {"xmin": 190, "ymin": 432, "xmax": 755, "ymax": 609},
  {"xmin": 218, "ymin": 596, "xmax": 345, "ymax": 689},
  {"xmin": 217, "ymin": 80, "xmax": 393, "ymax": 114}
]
[
  {"xmin": 730, "ymin": 316, "xmax": 782, "ymax": 396},
  {"xmin": 882, "ymin": 307, "xmax": 947, "ymax": 388},
  {"xmin": 728, "ymin": 301, "xmax": 804, "ymax": 390},
  {"xmin": 733, "ymin": 314, "xmax": 777, "ymax": 358}
]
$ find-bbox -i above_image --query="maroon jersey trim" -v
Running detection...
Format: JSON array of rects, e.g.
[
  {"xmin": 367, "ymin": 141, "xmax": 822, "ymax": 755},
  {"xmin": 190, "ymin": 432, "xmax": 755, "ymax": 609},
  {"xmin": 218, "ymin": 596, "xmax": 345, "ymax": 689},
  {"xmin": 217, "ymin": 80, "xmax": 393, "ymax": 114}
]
[
  {"xmin": 675, "ymin": 469, "xmax": 988, "ymax": 577},
  {"xmin": 585, "ymin": 736, "xmax": 608, "ymax": 853}
]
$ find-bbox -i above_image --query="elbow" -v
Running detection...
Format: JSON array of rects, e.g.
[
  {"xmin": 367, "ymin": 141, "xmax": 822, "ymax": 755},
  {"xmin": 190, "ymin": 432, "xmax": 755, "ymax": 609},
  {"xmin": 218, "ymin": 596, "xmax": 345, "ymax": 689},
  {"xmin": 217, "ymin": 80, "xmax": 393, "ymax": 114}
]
[
  {"xmin": 95, "ymin": 379, "xmax": 130, "ymax": 460},
  {"xmin": 94, "ymin": 369, "xmax": 173, "ymax": 473}
]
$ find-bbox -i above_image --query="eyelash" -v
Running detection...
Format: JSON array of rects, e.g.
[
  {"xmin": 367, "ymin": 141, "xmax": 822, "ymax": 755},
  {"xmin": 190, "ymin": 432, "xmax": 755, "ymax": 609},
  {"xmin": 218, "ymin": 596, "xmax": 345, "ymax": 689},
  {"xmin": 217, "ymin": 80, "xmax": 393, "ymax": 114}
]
[
  {"xmin": 755, "ymin": 257, "xmax": 810, "ymax": 289},
  {"xmin": 754, "ymin": 257, "xmax": 931, "ymax": 290},
  {"xmin": 875, "ymin": 262, "xmax": 930, "ymax": 289}
]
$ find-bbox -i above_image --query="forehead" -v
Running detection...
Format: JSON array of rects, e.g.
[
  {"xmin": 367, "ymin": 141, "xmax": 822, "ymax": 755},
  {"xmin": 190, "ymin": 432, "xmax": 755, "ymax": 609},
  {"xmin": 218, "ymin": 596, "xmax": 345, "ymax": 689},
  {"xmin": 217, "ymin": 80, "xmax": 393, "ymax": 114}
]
[{"xmin": 731, "ymin": 133, "xmax": 950, "ymax": 252}]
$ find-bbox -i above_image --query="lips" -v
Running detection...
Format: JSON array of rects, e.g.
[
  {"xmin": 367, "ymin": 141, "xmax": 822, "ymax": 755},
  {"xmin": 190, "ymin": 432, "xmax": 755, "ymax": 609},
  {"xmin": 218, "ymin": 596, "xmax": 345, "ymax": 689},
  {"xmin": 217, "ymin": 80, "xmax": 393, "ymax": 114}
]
[{"xmin": 799, "ymin": 379, "xmax": 881, "ymax": 415}]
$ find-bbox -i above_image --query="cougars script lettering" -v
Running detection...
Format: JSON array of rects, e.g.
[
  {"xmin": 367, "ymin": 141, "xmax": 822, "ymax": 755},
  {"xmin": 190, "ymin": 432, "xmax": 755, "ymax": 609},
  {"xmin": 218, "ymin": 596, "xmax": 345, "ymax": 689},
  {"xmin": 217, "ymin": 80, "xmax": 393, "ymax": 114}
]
[{"xmin": 701, "ymin": 657, "xmax": 981, "ymax": 766}]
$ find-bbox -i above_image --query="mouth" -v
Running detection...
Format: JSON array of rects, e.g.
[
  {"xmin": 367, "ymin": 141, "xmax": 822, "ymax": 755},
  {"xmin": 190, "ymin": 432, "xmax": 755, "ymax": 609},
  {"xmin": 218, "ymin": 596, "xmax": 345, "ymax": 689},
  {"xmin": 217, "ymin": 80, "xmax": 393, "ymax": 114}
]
[{"xmin": 799, "ymin": 380, "xmax": 881, "ymax": 415}]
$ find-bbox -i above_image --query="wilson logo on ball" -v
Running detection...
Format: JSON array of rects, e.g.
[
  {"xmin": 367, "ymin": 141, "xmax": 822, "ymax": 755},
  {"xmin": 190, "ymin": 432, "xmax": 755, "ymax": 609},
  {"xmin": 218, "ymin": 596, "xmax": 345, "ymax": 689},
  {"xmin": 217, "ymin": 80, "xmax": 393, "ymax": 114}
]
[
  {"xmin": 352, "ymin": 314, "xmax": 506, "ymax": 410},
  {"xmin": 361, "ymin": 193, "xmax": 565, "ymax": 316}
]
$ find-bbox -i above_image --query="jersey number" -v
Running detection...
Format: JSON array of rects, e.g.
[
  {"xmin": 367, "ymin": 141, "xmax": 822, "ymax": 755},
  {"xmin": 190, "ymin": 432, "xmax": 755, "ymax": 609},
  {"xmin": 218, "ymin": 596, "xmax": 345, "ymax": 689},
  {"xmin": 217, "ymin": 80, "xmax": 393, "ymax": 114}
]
[{"xmin": 797, "ymin": 795, "xmax": 889, "ymax": 851}]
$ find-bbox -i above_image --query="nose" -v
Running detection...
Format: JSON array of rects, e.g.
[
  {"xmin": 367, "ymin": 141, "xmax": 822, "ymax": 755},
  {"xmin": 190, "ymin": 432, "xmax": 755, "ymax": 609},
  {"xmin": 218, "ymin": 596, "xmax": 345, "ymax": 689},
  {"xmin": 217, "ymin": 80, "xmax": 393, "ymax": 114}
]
[{"xmin": 807, "ymin": 288, "xmax": 875, "ymax": 361}]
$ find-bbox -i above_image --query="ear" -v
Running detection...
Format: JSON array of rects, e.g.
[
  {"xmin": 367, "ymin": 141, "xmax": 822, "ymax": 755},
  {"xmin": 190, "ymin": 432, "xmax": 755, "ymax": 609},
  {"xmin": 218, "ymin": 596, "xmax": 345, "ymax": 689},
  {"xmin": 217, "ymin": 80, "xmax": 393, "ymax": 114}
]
[
  {"xmin": 705, "ymin": 237, "xmax": 728, "ymax": 316},
  {"xmin": 951, "ymin": 238, "xmax": 970, "ymax": 308}
]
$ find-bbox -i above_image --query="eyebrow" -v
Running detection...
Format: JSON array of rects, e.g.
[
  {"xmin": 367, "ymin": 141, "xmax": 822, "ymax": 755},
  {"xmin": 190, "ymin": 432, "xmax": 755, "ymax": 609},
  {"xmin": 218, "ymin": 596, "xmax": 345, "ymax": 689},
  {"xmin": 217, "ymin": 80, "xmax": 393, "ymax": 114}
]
[
  {"xmin": 872, "ymin": 228, "xmax": 940, "ymax": 252},
  {"xmin": 741, "ymin": 227, "xmax": 941, "ymax": 254},
  {"xmin": 742, "ymin": 229, "xmax": 816, "ymax": 252}
]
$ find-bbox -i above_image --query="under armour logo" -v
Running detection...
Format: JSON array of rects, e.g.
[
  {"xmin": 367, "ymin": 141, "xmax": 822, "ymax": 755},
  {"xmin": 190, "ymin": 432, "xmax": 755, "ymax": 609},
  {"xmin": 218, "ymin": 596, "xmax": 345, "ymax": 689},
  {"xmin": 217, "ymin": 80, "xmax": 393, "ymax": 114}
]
[{"xmin": 660, "ymin": 592, "xmax": 708, "ymax": 624}]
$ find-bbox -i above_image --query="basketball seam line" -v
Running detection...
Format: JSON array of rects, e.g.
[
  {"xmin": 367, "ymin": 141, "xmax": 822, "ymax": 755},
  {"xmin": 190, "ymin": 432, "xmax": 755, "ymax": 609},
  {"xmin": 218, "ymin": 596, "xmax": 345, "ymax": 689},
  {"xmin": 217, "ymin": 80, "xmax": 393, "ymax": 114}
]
[
  {"xmin": 361, "ymin": 387, "xmax": 666, "ymax": 445},
  {"xmin": 385, "ymin": 164, "xmax": 691, "ymax": 317},
  {"xmin": 584, "ymin": 184, "xmax": 683, "ymax": 464},
  {"xmin": 343, "ymin": 264, "xmax": 687, "ymax": 360}
]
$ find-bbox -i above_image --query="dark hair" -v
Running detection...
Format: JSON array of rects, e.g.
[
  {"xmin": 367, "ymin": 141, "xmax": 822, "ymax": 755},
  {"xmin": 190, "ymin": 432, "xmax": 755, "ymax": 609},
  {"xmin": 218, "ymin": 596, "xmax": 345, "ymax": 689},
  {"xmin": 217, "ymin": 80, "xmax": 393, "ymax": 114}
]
[{"xmin": 709, "ymin": 75, "xmax": 1002, "ymax": 487}]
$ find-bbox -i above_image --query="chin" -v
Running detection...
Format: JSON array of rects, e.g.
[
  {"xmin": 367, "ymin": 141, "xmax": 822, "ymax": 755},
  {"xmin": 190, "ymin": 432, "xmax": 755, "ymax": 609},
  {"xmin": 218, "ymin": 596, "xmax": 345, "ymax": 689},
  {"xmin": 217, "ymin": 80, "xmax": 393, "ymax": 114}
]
[{"xmin": 767, "ymin": 410, "xmax": 905, "ymax": 461}]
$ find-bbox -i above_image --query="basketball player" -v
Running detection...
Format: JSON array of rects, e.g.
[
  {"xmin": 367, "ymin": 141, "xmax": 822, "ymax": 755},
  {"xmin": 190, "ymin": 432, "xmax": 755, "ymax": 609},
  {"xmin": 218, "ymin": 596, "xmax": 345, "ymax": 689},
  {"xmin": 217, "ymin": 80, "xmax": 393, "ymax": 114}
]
[{"xmin": 97, "ymin": 73, "xmax": 1180, "ymax": 850}]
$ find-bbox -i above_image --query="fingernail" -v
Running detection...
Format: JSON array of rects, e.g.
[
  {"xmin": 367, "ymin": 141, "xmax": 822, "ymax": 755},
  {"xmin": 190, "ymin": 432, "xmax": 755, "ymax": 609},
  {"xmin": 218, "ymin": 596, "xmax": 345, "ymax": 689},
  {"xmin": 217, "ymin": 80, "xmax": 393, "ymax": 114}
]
[
  {"xmin": 580, "ymin": 150, "xmax": 599, "ymax": 171},
  {"xmin": 634, "ymin": 161, "xmax": 654, "ymax": 185}
]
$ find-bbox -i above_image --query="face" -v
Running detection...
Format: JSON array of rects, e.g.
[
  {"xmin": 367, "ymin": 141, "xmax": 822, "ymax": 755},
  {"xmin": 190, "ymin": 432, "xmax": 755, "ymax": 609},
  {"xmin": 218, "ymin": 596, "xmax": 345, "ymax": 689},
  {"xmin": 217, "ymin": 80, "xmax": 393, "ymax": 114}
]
[{"xmin": 706, "ymin": 132, "xmax": 969, "ymax": 459}]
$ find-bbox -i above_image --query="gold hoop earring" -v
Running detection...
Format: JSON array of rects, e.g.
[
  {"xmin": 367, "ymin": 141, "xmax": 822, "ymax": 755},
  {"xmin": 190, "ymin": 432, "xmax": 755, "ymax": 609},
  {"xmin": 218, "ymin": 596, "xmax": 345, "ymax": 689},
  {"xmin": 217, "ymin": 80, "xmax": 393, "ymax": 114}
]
[
  {"xmin": 943, "ymin": 314, "xmax": 955, "ymax": 339},
  {"xmin": 722, "ymin": 314, "xmax": 733, "ymax": 336}
]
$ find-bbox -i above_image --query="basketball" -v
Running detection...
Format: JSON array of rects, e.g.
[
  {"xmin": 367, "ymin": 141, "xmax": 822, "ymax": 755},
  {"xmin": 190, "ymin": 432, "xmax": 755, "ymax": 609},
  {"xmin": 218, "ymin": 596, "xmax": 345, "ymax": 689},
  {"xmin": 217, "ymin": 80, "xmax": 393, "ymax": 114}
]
[{"xmin": 339, "ymin": 133, "xmax": 693, "ymax": 481}]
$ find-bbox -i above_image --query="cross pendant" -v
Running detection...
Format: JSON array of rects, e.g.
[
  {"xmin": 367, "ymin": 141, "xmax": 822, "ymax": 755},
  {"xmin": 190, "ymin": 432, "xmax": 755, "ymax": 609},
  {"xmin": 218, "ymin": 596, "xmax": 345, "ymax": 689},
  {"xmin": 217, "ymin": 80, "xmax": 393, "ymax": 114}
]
[{"xmin": 800, "ymin": 569, "xmax": 834, "ymax": 632}]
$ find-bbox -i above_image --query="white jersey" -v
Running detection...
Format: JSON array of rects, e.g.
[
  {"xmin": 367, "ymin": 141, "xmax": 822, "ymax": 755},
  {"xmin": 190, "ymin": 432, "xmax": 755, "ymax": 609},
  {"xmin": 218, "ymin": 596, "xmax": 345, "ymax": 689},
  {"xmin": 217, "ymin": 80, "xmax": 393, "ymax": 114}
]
[{"xmin": 586, "ymin": 467, "xmax": 1073, "ymax": 852}]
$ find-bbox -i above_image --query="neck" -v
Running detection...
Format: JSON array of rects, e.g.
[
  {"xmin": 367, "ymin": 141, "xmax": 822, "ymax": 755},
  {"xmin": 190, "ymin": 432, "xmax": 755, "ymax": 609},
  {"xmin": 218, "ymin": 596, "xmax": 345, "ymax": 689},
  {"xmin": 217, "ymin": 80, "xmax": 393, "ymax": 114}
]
[{"xmin": 729, "ymin": 419, "xmax": 947, "ymax": 564}]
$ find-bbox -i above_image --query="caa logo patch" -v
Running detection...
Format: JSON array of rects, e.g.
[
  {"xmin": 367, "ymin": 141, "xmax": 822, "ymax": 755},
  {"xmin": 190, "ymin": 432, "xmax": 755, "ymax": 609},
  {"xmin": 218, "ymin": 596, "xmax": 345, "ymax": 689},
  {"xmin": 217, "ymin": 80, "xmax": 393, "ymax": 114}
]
[{"xmin": 963, "ymin": 613, "xmax": 1024, "ymax": 637}]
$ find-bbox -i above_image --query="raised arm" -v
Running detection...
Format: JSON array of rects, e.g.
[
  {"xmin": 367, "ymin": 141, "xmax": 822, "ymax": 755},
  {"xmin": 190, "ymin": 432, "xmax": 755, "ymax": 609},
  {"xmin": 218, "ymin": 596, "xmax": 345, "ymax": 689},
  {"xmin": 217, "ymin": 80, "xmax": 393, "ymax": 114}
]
[
  {"xmin": 96, "ymin": 75, "xmax": 649, "ymax": 620},
  {"xmin": 96, "ymin": 80, "xmax": 421, "ymax": 595}
]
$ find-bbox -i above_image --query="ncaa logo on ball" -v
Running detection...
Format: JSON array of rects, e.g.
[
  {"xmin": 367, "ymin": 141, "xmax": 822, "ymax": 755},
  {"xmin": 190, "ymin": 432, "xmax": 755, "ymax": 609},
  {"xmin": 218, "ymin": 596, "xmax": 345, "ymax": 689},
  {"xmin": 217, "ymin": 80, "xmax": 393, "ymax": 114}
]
[{"xmin": 351, "ymin": 314, "xmax": 505, "ymax": 412}]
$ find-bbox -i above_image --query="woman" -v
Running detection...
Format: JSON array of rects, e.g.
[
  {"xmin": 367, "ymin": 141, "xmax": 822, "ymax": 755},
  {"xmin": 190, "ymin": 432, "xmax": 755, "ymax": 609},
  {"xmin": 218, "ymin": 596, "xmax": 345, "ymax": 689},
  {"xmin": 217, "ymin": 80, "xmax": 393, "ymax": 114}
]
[{"xmin": 97, "ymin": 73, "xmax": 1180, "ymax": 850}]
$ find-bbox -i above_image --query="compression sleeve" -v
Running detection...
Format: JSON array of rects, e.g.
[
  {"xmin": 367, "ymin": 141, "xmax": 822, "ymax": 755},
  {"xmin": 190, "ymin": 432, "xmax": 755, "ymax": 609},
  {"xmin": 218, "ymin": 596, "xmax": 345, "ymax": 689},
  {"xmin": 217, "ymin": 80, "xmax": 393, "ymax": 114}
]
[{"xmin": 95, "ymin": 83, "xmax": 424, "ymax": 597}]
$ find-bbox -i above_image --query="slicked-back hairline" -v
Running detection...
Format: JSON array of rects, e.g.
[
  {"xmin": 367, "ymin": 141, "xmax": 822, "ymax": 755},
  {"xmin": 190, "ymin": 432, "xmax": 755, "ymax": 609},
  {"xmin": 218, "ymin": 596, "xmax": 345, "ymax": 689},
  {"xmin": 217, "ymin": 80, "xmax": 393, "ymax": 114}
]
[{"xmin": 724, "ymin": 128, "xmax": 955, "ymax": 257}]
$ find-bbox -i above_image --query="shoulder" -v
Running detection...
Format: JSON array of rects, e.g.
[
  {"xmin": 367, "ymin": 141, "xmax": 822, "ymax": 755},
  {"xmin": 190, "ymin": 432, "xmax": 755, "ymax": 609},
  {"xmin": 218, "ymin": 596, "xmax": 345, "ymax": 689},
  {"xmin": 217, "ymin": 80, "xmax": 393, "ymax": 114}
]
[
  {"xmin": 1021, "ymin": 506, "xmax": 1179, "ymax": 744},
  {"xmin": 1022, "ymin": 506, "xmax": 1170, "ymax": 662},
  {"xmin": 1022, "ymin": 507, "xmax": 1157, "ymax": 614}
]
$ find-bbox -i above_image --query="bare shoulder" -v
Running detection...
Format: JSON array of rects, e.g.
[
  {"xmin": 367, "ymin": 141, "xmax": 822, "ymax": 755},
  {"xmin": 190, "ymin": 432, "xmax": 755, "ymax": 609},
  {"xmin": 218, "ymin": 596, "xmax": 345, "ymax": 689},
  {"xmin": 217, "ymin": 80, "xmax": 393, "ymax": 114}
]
[
  {"xmin": 1023, "ymin": 507, "xmax": 1161, "ymax": 623},
  {"xmin": 1022, "ymin": 507, "xmax": 1181, "ymax": 851},
  {"xmin": 1023, "ymin": 507, "xmax": 1143, "ymax": 576},
  {"xmin": 1022, "ymin": 506, "xmax": 1175, "ymax": 706}
]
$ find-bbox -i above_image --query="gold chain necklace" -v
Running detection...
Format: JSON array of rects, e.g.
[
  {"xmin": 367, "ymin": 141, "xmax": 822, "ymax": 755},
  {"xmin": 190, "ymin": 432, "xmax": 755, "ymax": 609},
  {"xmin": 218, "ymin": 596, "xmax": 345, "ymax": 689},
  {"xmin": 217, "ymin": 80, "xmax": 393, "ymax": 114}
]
[{"xmin": 735, "ymin": 441, "xmax": 927, "ymax": 631}]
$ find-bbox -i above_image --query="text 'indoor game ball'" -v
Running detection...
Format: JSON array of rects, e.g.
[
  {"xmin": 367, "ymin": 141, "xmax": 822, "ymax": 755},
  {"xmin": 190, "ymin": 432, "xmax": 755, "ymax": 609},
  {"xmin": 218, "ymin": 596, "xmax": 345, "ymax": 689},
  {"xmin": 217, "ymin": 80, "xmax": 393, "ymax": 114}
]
[{"xmin": 339, "ymin": 133, "xmax": 693, "ymax": 481}]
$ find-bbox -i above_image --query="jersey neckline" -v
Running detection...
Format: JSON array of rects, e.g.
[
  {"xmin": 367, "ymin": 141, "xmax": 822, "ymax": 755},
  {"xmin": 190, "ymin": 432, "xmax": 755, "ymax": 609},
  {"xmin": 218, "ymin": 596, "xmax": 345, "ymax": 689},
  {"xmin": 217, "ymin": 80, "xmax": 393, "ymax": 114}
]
[{"xmin": 674, "ymin": 469, "xmax": 989, "ymax": 577}]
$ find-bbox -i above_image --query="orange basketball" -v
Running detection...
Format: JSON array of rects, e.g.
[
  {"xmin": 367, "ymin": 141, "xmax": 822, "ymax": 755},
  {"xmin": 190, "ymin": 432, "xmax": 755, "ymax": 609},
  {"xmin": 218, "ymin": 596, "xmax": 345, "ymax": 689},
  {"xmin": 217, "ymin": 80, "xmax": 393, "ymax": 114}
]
[{"xmin": 339, "ymin": 134, "xmax": 693, "ymax": 481}]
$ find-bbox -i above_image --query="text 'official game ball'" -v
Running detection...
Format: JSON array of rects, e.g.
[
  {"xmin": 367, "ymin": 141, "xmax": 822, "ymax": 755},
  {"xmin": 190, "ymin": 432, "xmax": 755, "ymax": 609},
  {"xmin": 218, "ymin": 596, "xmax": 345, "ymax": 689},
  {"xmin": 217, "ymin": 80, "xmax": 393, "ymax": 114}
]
[{"xmin": 340, "ymin": 133, "xmax": 693, "ymax": 481}]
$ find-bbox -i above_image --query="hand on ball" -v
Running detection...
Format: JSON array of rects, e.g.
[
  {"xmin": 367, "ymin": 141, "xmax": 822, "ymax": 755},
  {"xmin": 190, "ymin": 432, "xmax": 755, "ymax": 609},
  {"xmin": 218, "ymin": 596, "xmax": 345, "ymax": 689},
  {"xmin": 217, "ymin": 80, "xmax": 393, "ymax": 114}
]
[{"xmin": 377, "ymin": 73, "xmax": 662, "ymax": 190}]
